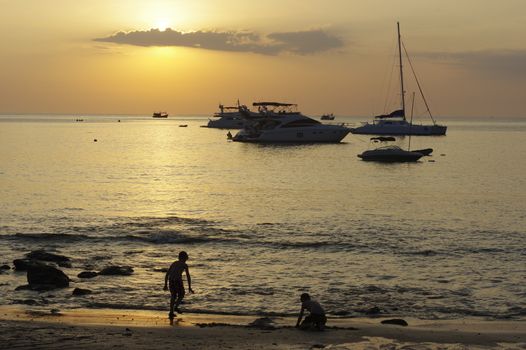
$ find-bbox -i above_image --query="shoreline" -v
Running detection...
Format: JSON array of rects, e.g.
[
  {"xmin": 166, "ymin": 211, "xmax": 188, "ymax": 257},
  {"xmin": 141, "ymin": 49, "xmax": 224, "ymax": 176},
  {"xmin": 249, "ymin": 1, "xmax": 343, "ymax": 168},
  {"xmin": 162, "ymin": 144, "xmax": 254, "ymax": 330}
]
[{"xmin": 1, "ymin": 306, "xmax": 524, "ymax": 349}]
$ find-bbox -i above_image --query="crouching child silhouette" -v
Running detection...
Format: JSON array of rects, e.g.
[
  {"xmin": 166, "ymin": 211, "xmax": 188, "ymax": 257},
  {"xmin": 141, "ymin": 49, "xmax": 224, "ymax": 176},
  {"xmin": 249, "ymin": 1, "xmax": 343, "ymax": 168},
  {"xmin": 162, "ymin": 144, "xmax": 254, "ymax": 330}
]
[
  {"xmin": 295, "ymin": 293, "xmax": 327, "ymax": 330},
  {"xmin": 163, "ymin": 251, "xmax": 194, "ymax": 321}
]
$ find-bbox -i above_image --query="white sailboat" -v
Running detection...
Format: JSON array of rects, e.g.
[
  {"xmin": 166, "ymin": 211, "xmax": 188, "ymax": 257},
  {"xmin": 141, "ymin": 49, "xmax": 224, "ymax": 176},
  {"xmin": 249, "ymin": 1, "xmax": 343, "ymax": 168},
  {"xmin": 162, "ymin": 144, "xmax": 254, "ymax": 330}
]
[{"xmin": 351, "ymin": 22, "xmax": 447, "ymax": 136}]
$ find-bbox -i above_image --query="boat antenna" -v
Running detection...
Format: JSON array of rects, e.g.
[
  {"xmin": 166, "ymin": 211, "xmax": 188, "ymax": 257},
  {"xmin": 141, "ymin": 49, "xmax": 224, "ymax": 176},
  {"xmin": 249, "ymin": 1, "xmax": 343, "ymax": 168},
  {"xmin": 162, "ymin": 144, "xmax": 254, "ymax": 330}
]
[
  {"xmin": 397, "ymin": 22, "xmax": 406, "ymax": 120},
  {"xmin": 408, "ymin": 91, "xmax": 415, "ymax": 151},
  {"xmin": 402, "ymin": 42, "xmax": 437, "ymax": 125}
]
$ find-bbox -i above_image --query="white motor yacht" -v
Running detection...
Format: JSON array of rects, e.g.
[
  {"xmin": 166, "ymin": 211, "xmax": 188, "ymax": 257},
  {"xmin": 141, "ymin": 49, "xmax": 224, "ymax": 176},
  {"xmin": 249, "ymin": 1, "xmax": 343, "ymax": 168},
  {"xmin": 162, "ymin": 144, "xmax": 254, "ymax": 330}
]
[
  {"xmin": 233, "ymin": 102, "xmax": 350, "ymax": 143},
  {"xmin": 206, "ymin": 104, "xmax": 247, "ymax": 129}
]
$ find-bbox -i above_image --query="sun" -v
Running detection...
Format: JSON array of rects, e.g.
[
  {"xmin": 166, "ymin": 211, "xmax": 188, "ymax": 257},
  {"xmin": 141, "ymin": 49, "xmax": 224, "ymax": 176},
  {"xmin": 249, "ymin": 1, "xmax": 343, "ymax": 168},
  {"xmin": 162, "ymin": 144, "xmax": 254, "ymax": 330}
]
[{"xmin": 155, "ymin": 19, "xmax": 170, "ymax": 31}]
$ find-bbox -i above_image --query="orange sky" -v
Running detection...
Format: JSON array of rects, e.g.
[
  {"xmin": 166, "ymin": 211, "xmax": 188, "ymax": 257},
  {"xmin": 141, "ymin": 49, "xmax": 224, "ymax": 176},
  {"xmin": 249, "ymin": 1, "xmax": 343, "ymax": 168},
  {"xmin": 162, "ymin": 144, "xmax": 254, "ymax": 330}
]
[{"xmin": 0, "ymin": 0, "xmax": 525, "ymax": 117}]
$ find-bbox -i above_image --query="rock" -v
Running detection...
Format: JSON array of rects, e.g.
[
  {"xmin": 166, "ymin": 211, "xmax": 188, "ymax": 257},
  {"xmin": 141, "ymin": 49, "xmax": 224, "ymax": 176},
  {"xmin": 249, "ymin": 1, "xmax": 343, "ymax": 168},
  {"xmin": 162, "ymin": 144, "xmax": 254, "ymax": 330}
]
[
  {"xmin": 27, "ymin": 264, "xmax": 69, "ymax": 289},
  {"xmin": 153, "ymin": 268, "xmax": 169, "ymax": 273},
  {"xmin": 98, "ymin": 266, "xmax": 133, "ymax": 276},
  {"xmin": 365, "ymin": 306, "xmax": 381, "ymax": 315},
  {"xmin": 58, "ymin": 261, "xmax": 72, "ymax": 268},
  {"xmin": 381, "ymin": 319, "xmax": 408, "ymax": 326},
  {"xmin": 26, "ymin": 250, "xmax": 71, "ymax": 263},
  {"xmin": 248, "ymin": 317, "xmax": 277, "ymax": 330},
  {"xmin": 15, "ymin": 285, "xmax": 32, "ymax": 291},
  {"xmin": 72, "ymin": 288, "xmax": 92, "ymax": 296},
  {"xmin": 78, "ymin": 271, "xmax": 98, "ymax": 279},
  {"xmin": 1, "ymin": 264, "xmax": 10, "ymax": 270},
  {"xmin": 13, "ymin": 259, "xmax": 44, "ymax": 271}
]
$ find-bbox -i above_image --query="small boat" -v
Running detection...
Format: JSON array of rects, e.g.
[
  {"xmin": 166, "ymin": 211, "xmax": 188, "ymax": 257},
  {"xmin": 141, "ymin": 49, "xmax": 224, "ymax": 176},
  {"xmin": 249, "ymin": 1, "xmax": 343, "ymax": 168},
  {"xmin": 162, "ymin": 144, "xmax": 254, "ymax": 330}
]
[
  {"xmin": 320, "ymin": 113, "xmax": 335, "ymax": 120},
  {"xmin": 179, "ymin": 124, "xmax": 188, "ymax": 127},
  {"xmin": 152, "ymin": 111, "xmax": 168, "ymax": 118},
  {"xmin": 358, "ymin": 146, "xmax": 423, "ymax": 162},
  {"xmin": 351, "ymin": 23, "xmax": 446, "ymax": 136}
]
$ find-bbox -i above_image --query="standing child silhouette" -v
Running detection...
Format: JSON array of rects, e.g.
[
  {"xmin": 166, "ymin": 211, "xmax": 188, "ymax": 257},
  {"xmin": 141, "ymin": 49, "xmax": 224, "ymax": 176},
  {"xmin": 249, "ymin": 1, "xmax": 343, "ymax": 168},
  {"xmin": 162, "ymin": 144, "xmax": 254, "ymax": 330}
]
[{"xmin": 163, "ymin": 251, "xmax": 194, "ymax": 320}]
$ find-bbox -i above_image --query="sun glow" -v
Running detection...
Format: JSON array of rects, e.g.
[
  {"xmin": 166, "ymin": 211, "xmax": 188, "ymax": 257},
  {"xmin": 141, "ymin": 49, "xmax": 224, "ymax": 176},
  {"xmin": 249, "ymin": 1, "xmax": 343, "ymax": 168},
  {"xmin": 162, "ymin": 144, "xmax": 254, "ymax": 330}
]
[{"xmin": 155, "ymin": 19, "xmax": 171, "ymax": 31}]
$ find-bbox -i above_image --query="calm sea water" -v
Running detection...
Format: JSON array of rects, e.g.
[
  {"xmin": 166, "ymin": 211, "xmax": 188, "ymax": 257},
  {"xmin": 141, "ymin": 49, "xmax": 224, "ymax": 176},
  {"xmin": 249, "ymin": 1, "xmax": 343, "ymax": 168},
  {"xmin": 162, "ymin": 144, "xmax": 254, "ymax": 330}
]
[{"xmin": 0, "ymin": 114, "xmax": 525, "ymax": 320}]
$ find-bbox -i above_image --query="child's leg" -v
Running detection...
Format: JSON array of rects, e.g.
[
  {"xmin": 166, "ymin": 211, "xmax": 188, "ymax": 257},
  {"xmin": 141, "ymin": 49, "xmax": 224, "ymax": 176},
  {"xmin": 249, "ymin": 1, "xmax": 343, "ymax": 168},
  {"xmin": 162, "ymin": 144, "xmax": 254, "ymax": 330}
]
[
  {"xmin": 169, "ymin": 293, "xmax": 176, "ymax": 318},
  {"xmin": 174, "ymin": 294, "xmax": 184, "ymax": 313}
]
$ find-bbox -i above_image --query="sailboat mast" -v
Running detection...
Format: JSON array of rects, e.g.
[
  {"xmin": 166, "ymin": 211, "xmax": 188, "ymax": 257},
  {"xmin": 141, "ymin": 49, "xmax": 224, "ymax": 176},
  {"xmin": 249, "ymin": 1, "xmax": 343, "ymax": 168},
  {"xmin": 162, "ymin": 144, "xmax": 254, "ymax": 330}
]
[{"xmin": 397, "ymin": 22, "xmax": 406, "ymax": 121}]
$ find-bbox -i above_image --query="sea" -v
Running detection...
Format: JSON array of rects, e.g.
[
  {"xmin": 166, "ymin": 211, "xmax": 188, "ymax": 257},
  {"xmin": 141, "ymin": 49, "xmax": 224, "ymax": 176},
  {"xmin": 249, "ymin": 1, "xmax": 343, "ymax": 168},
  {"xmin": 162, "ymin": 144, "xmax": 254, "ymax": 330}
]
[{"xmin": 0, "ymin": 114, "xmax": 525, "ymax": 320}]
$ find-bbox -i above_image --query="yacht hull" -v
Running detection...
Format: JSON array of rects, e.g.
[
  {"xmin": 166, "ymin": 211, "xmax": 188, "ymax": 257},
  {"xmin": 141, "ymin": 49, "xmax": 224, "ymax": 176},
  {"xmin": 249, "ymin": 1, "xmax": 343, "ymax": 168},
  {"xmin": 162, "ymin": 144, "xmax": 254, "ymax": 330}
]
[
  {"xmin": 233, "ymin": 125, "xmax": 350, "ymax": 143},
  {"xmin": 207, "ymin": 118, "xmax": 245, "ymax": 129}
]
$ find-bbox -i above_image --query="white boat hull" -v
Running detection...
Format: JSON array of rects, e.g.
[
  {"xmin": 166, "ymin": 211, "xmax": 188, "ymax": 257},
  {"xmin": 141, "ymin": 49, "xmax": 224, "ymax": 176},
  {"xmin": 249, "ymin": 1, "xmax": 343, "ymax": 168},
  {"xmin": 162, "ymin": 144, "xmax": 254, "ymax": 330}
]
[
  {"xmin": 207, "ymin": 117, "xmax": 246, "ymax": 129},
  {"xmin": 234, "ymin": 125, "xmax": 350, "ymax": 143},
  {"xmin": 351, "ymin": 121, "xmax": 446, "ymax": 136}
]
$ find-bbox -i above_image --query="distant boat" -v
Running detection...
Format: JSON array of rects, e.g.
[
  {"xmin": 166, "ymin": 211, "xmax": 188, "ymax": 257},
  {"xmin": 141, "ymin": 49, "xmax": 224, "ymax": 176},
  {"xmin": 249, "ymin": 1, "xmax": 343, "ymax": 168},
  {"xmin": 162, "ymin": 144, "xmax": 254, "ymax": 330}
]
[
  {"xmin": 351, "ymin": 22, "xmax": 446, "ymax": 136},
  {"xmin": 358, "ymin": 145, "xmax": 423, "ymax": 162},
  {"xmin": 152, "ymin": 111, "xmax": 168, "ymax": 118},
  {"xmin": 320, "ymin": 113, "xmax": 335, "ymax": 120},
  {"xmin": 206, "ymin": 102, "xmax": 258, "ymax": 129}
]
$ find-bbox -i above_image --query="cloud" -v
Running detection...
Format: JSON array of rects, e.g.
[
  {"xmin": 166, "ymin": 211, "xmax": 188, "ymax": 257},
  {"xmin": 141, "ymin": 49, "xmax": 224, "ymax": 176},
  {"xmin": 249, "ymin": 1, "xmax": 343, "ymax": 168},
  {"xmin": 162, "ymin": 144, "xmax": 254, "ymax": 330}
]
[
  {"xmin": 419, "ymin": 49, "xmax": 526, "ymax": 78},
  {"xmin": 93, "ymin": 28, "xmax": 344, "ymax": 55}
]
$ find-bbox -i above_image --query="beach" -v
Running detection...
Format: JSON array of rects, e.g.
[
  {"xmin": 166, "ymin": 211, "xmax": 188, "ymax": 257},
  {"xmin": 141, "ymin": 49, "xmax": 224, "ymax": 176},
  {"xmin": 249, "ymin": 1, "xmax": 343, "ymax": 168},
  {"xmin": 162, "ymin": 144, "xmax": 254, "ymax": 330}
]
[{"xmin": 1, "ymin": 307, "xmax": 524, "ymax": 349}]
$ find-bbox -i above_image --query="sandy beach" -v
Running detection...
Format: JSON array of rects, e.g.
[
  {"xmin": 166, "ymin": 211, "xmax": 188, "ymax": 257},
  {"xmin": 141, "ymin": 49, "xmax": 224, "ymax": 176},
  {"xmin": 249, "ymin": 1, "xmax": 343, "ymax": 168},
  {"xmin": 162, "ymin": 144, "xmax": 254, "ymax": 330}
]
[{"xmin": 0, "ymin": 307, "xmax": 524, "ymax": 349}]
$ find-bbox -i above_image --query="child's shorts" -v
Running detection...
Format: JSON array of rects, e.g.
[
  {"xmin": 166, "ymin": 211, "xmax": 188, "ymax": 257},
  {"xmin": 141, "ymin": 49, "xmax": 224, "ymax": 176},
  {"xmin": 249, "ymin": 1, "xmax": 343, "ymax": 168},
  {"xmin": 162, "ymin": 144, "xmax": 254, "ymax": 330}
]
[{"xmin": 169, "ymin": 279, "xmax": 185, "ymax": 298}]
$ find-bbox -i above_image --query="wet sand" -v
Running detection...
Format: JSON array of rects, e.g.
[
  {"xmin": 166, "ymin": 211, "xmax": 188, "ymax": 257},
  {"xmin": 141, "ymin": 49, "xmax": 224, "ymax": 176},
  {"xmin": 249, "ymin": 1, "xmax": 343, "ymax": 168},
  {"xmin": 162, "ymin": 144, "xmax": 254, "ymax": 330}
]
[{"xmin": 0, "ymin": 307, "xmax": 524, "ymax": 349}]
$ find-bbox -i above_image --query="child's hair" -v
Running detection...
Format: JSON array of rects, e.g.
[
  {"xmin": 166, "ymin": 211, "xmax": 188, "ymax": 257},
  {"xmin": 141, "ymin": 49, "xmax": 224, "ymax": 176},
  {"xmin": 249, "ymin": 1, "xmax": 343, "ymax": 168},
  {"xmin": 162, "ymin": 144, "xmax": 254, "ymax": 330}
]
[
  {"xmin": 300, "ymin": 293, "xmax": 310, "ymax": 301},
  {"xmin": 179, "ymin": 251, "xmax": 189, "ymax": 260}
]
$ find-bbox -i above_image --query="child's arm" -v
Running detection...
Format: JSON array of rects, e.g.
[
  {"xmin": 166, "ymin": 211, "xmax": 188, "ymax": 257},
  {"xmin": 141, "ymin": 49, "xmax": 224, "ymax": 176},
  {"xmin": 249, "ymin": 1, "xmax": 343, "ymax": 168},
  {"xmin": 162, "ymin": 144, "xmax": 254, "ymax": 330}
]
[
  {"xmin": 295, "ymin": 306, "xmax": 304, "ymax": 327},
  {"xmin": 185, "ymin": 266, "xmax": 194, "ymax": 293}
]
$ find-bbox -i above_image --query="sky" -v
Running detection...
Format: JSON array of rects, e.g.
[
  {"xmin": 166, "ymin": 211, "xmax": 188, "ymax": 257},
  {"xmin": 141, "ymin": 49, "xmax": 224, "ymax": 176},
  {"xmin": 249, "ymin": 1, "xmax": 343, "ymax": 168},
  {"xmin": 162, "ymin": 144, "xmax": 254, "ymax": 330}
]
[{"xmin": 0, "ymin": 0, "xmax": 525, "ymax": 117}]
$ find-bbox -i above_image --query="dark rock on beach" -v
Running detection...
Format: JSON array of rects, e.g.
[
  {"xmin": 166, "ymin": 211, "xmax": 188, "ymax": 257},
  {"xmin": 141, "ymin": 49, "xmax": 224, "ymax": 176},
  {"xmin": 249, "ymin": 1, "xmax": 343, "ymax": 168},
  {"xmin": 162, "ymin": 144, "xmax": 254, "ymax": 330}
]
[
  {"xmin": 13, "ymin": 259, "xmax": 44, "ymax": 271},
  {"xmin": 98, "ymin": 266, "xmax": 134, "ymax": 276},
  {"xmin": 248, "ymin": 317, "xmax": 277, "ymax": 330},
  {"xmin": 365, "ymin": 306, "xmax": 381, "ymax": 315},
  {"xmin": 27, "ymin": 264, "xmax": 69, "ymax": 289},
  {"xmin": 13, "ymin": 251, "xmax": 72, "ymax": 271},
  {"xmin": 381, "ymin": 318, "xmax": 408, "ymax": 326},
  {"xmin": 1, "ymin": 264, "xmax": 10, "ymax": 270},
  {"xmin": 72, "ymin": 288, "xmax": 92, "ymax": 296},
  {"xmin": 15, "ymin": 285, "xmax": 32, "ymax": 291},
  {"xmin": 78, "ymin": 271, "xmax": 98, "ymax": 279},
  {"xmin": 26, "ymin": 250, "xmax": 71, "ymax": 264}
]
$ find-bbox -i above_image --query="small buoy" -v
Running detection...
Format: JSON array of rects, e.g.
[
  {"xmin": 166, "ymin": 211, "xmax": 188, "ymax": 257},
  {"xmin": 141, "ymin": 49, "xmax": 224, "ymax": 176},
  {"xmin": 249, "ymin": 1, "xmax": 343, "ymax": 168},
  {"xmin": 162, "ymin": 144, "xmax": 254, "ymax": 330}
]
[
  {"xmin": 118, "ymin": 120, "xmax": 121, "ymax": 122},
  {"xmin": 93, "ymin": 139, "xmax": 98, "ymax": 142}
]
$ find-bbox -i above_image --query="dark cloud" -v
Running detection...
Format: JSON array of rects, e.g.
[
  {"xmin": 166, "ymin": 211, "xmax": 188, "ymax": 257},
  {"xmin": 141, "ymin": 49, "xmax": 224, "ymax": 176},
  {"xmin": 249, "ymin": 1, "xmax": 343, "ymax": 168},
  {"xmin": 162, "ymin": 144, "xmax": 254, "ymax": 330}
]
[
  {"xmin": 268, "ymin": 30, "xmax": 343, "ymax": 54},
  {"xmin": 93, "ymin": 28, "xmax": 343, "ymax": 55},
  {"xmin": 419, "ymin": 49, "xmax": 526, "ymax": 78}
]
